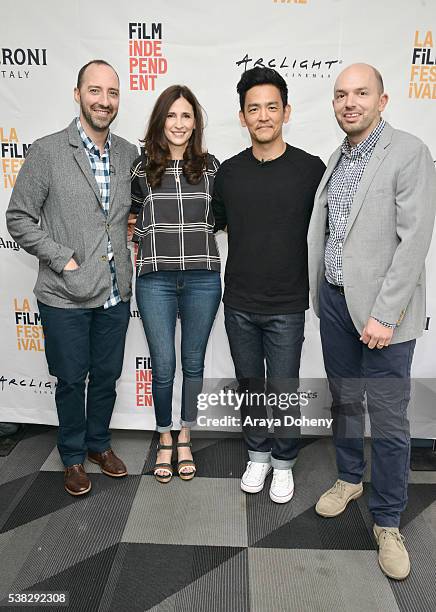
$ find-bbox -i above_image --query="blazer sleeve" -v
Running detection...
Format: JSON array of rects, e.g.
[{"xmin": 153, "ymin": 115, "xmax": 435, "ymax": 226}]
[
  {"xmin": 370, "ymin": 141, "xmax": 436, "ymax": 324},
  {"xmin": 5, "ymin": 141, "xmax": 74, "ymax": 274}
]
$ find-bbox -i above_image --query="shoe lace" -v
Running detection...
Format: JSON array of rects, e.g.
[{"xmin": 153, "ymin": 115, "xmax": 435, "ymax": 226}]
[
  {"xmin": 272, "ymin": 470, "xmax": 289, "ymax": 485},
  {"xmin": 329, "ymin": 480, "xmax": 346, "ymax": 498},
  {"xmin": 379, "ymin": 528, "xmax": 405, "ymax": 548},
  {"xmin": 246, "ymin": 461, "xmax": 267, "ymax": 476}
]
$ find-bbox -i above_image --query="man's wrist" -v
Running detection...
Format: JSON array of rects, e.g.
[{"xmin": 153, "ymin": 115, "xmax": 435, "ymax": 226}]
[{"xmin": 371, "ymin": 316, "xmax": 396, "ymax": 329}]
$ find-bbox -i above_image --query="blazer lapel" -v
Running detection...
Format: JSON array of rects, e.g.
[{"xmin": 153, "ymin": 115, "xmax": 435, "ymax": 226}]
[
  {"xmin": 109, "ymin": 144, "xmax": 119, "ymax": 211},
  {"xmin": 318, "ymin": 146, "xmax": 342, "ymax": 199},
  {"xmin": 68, "ymin": 120, "xmax": 102, "ymax": 204},
  {"xmin": 344, "ymin": 123, "xmax": 393, "ymax": 241}
]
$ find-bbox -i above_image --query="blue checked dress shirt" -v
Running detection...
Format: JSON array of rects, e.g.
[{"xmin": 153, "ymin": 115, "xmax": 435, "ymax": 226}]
[
  {"xmin": 76, "ymin": 118, "xmax": 121, "ymax": 309},
  {"xmin": 324, "ymin": 119, "xmax": 395, "ymax": 327},
  {"xmin": 325, "ymin": 119, "xmax": 385, "ymax": 287}
]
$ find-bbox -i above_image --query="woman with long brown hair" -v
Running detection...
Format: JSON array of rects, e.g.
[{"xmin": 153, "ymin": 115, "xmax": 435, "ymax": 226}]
[{"xmin": 130, "ymin": 85, "xmax": 221, "ymax": 482}]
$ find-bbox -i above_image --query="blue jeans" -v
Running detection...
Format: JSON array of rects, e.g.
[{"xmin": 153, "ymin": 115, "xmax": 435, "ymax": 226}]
[
  {"xmin": 38, "ymin": 300, "xmax": 130, "ymax": 467},
  {"xmin": 320, "ymin": 279, "xmax": 415, "ymax": 527},
  {"xmin": 136, "ymin": 270, "xmax": 221, "ymax": 432},
  {"xmin": 224, "ymin": 306, "xmax": 305, "ymax": 470}
]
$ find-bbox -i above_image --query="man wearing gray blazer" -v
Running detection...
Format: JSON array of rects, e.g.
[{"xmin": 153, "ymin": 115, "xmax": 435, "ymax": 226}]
[
  {"xmin": 308, "ymin": 63, "xmax": 436, "ymax": 580},
  {"xmin": 6, "ymin": 60, "xmax": 138, "ymax": 496}
]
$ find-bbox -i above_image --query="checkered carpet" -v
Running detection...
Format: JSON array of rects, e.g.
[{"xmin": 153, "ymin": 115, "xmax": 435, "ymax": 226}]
[{"xmin": 0, "ymin": 426, "xmax": 435, "ymax": 611}]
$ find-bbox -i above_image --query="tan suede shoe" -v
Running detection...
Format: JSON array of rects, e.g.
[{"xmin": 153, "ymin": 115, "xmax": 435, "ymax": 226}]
[
  {"xmin": 373, "ymin": 525, "xmax": 410, "ymax": 580},
  {"xmin": 315, "ymin": 479, "xmax": 363, "ymax": 517}
]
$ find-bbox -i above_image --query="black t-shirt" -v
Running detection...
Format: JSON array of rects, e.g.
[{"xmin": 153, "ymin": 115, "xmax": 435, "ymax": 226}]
[{"xmin": 212, "ymin": 144, "xmax": 325, "ymax": 314}]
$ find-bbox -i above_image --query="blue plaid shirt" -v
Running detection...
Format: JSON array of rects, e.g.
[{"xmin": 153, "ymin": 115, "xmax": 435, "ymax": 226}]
[
  {"xmin": 76, "ymin": 118, "xmax": 121, "ymax": 309},
  {"xmin": 325, "ymin": 119, "xmax": 385, "ymax": 286}
]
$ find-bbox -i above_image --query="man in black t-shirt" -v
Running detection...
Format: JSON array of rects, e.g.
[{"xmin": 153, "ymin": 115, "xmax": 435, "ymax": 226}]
[{"xmin": 212, "ymin": 67, "xmax": 325, "ymax": 504}]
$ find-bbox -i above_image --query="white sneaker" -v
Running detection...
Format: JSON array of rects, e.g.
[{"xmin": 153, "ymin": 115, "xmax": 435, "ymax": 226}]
[
  {"xmin": 240, "ymin": 461, "xmax": 272, "ymax": 493},
  {"xmin": 269, "ymin": 468, "xmax": 294, "ymax": 504}
]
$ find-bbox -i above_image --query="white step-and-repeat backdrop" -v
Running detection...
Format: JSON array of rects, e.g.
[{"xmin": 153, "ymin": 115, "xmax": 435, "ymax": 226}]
[{"xmin": 1, "ymin": 1, "xmax": 435, "ymax": 434}]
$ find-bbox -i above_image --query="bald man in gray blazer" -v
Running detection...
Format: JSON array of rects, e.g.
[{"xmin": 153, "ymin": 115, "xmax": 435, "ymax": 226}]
[
  {"xmin": 308, "ymin": 63, "xmax": 436, "ymax": 580},
  {"xmin": 7, "ymin": 60, "xmax": 137, "ymax": 497}
]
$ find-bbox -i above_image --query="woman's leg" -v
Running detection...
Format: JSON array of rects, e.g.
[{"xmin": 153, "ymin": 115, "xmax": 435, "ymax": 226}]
[
  {"xmin": 177, "ymin": 270, "xmax": 221, "ymax": 471},
  {"xmin": 136, "ymin": 272, "xmax": 178, "ymax": 475}
]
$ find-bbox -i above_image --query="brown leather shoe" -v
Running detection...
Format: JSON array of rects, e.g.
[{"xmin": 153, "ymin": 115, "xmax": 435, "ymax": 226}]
[
  {"xmin": 88, "ymin": 449, "xmax": 128, "ymax": 477},
  {"xmin": 64, "ymin": 464, "xmax": 91, "ymax": 496}
]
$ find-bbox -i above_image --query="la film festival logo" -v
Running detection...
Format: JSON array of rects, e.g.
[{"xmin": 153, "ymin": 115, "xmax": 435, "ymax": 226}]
[
  {"xmin": 1, "ymin": 128, "xmax": 30, "ymax": 189},
  {"xmin": 0, "ymin": 47, "xmax": 47, "ymax": 80},
  {"xmin": 128, "ymin": 22, "xmax": 168, "ymax": 91},
  {"xmin": 14, "ymin": 298, "xmax": 45, "ymax": 352},
  {"xmin": 135, "ymin": 356, "xmax": 153, "ymax": 407},
  {"xmin": 409, "ymin": 30, "xmax": 436, "ymax": 99},
  {"xmin": 273, "ymin": 0, "xmax": 308, "ymax": 4}
]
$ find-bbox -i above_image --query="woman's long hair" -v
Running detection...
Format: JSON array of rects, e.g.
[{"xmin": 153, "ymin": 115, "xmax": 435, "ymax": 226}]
[{"xmin": 142, "ymin": 85, "xmax": 207, "ymax": 188}]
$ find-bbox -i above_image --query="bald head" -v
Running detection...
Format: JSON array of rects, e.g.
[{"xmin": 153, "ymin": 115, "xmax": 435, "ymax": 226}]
[
  {"xmin": 335, "ymin": 63, "xmax": 384, "ymax": 96},
  {"xmin": 332, "ymin": 63, "xmax": 389, "ymax": 145}
]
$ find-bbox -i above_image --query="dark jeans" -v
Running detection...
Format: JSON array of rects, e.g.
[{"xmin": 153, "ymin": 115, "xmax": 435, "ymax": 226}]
[
  {"xmin": 320, "ymin": 279, "xmax": 415, "ymax": 527},
  {"xmin": 224, "ymin": 305, "xmax": 305, "ymax": 469},
  {"xmin": 135, "ymin": 270, "xmax": 221, "ymax": 432},
  {"xmin": 38, "ymin": 300, "xmax": 130, "ymax": 467}
]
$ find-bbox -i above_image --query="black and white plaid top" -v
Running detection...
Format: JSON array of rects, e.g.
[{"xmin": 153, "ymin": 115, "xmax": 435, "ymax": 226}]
[
  {"xmin": 131, "ymin": 153, "xmax": 221, "ymax": 275},
  {"xmin": 76, "ymin": 117, "xmax": 121, "ymax": 309},
  {"xmin": 325, "ymin": 119, "xmax": 385, "ymax": 287}
]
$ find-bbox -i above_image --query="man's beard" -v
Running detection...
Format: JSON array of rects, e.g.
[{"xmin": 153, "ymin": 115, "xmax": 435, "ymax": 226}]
[{"xmin": 81, "ymin": 102, "xmax": 117, "ymax": 132}]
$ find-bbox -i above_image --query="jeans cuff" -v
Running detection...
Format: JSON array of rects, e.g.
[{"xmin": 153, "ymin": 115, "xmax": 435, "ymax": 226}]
[
  {"xmin": 373, "ymin": 517, "xmax": 401, "ymax": 528},
  {"xmin": 271, "ymin": 456, "xmax": 296, "ymax": 470},
  {"xmin": 248, "ymin": 450, "xmax": 271, "ymax": 464},
  {"xmin": 62, "ymin": 456, "xmax": 86, "ymax": 467},
  {"xmin": 338, "ymin": 473, "xmax": 363, "ymax": 485},
  {"xmin": 156, "ymin": 422, "xmax": 173, "ymax": 433},
  {"xmin": 180, "ymin": 419, "xmax": 196, "ymax": 429}
]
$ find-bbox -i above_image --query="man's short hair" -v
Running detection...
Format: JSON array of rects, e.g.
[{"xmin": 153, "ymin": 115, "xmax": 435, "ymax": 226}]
[
  {"xmin": 372, "ymin": 66, "xmax": 384, "ymax": 95},
  {"xmin": 76, "ymin": 59, "xmax": 119, "ymax": 89},
  {"xmin": 237, "ymin": 67, "xmax": 288, "ymax": 111}
]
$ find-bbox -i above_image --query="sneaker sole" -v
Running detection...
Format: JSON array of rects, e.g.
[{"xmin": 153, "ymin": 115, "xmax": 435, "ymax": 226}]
[
  {"xmin": 315, "ymin": 488, "xmax": 363, "ymax": 517},
  {"xmin": 270, "ymin": 487, "xmax": 294, "ymax": 504},
  {"xmin": 241, "ymin": 466, "xmax": 272, "ymax": 493},
  {"xmin": 373, "ymin": 527, "xmax": 411, "ymax": 580}
]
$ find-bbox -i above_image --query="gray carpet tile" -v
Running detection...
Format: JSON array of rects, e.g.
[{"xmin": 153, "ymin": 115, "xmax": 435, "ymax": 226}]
[
  {"xmin": 0, "ymin": 428, "xmax": 57, "ymax": 485},
  {"xmin": 98, "ymin": 543, "xmax": 247, "ymax": 612},
  {"xmin": 0, "ymin": 473, "xmax": 39, "ymax": 530},
  {"xmin": 389, "ymin": 512, "xmax": 436, "ymax": 612},
  {"xmin": 398, "ymin": 483, "xmax": 436, "ymax": 528},
  {"xmin": 251, "ymin": 493, "xmax": 375, "ymax": 551},
  {"xmin": 3, "ymin": 476, "xmax": 140, "ymax": 596},
  {"xmin": 248, "ymin": 548, "xmax": 400, "ymax": 612},
  {"xmin": 421, "ymin": 498, "xmax": 436, "ymax": 540},
  {"xmin": 5, "ymin": 545, "xmax": 120, "ymax": 612},
  {"xmin": 1, "ymin": 472, "xmax": 139, "ymax": 533},
  {"xmin": 41, "ymin": 429, "xmax": 153, "ymax": 475},
  {"xmin": 145, "ymin": 548, "xmax": 249, "ymax": 612},
  {"xmin": 122, "ymin": 476, "xmax": 248, "ymax": 547},
  {"xmin": 246, "ymin": 438, "xmax": 339, "ymax": 547},
  {"xmin": 0, "ymin": 515, "xmax": 52, "ymax": 601}
]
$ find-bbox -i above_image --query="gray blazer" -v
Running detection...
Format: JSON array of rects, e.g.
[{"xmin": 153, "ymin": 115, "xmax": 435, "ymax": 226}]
[
  {"xmin": 308, "ymin": 122, "xmax": 436, "ymax": 344},
  {"xmin": 6, "ymin": 120, "xmax": 138, "ymax": 308}
]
